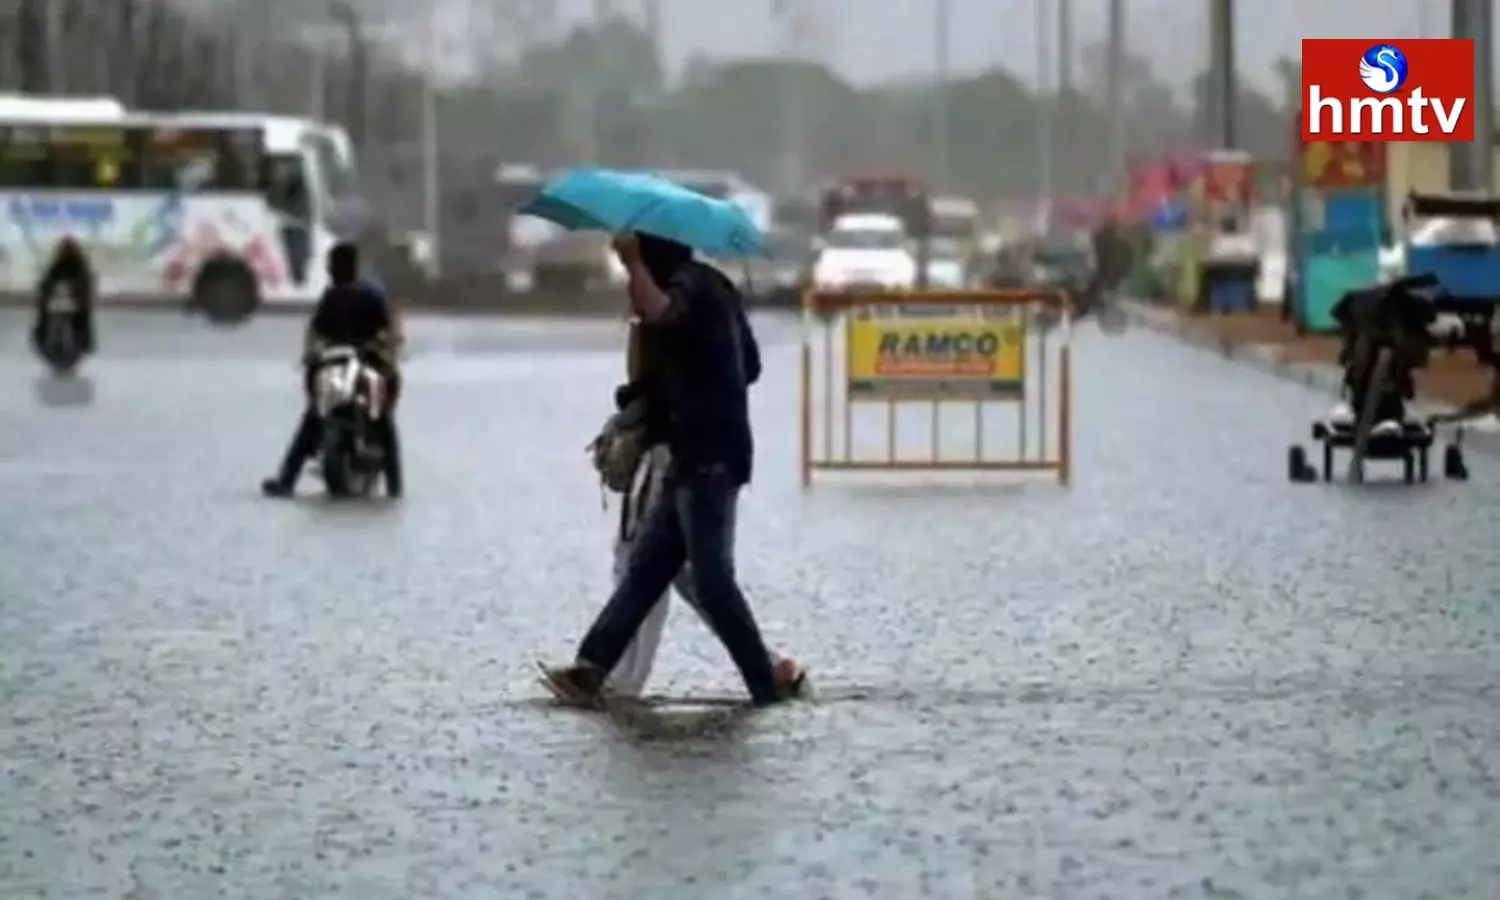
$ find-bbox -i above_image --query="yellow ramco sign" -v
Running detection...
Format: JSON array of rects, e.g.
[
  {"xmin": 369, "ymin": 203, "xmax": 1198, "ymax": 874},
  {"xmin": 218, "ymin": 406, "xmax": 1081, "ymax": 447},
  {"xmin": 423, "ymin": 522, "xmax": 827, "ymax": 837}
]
[{"xmin": 845, "ymin": 306, "xmax": 1026, "ymax": 399}]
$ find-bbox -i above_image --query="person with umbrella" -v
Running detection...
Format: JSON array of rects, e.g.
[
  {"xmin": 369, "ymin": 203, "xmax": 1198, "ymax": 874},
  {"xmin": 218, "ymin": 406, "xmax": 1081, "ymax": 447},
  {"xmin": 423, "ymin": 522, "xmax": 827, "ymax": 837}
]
[
  {"xmin": 590, "ymin": 293, "xmax": 806, "ymax": 700},
  {"xmin": 528, "ymin": 170, "xmax": 802, "ymax": 706},
  {"xmin": 540, "ymin": 230, "xmax": 801, "ymax": 706}
]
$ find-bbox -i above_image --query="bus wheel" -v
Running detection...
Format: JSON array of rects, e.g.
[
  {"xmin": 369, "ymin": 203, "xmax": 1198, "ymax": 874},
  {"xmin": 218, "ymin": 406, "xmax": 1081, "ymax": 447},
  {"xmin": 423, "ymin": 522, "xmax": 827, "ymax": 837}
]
[{"xmin": 192, "ymin": 256, "xmax": 260, "ymax": 326}]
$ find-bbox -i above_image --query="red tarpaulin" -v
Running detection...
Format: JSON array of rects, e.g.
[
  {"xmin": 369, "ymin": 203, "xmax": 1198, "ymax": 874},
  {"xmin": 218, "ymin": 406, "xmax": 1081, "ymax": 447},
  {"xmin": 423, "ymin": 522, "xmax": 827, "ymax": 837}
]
[{"xmin": 1126, "ymin": 158, "xmax": 1179, "ymax": 212}]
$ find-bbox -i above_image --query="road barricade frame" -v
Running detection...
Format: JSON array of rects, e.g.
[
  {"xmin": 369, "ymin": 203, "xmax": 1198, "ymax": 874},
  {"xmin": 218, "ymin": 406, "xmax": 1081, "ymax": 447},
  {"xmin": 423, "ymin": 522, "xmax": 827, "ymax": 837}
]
[{"xmin": 798, "ymin": 287, "xmax": 1073, "ymax": 486}]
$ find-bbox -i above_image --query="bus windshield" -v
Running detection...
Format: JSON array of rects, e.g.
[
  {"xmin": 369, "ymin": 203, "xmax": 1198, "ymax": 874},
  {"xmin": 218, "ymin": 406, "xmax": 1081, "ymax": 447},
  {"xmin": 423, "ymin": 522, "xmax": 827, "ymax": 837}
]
[
  {"xmin": 263, "ymin": 151, "xmax": 312, "ymax": 223},
  {"xmin": 307, "ymin": 132, "xmax": 354, "ymax": 198}
]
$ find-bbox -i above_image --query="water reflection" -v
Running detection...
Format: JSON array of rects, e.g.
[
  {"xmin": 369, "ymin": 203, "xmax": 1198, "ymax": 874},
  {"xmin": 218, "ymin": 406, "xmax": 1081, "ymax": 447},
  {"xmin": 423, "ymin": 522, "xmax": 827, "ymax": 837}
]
[{"xmin": 33, "ymin": 373, "xmax": 95, "ymax": 407}]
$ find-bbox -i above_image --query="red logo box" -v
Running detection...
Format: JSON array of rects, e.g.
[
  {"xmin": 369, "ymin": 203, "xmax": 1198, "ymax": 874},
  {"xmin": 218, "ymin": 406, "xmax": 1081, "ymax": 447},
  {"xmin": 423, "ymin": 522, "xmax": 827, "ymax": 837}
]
[{"xmin": 1301, "ymin": 39, "xmax": 1474, "ymax": 142}]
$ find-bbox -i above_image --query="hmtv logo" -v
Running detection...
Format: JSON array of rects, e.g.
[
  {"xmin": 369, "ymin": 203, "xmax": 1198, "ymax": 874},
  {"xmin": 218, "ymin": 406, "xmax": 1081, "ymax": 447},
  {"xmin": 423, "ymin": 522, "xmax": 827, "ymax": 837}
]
[{"xmin": 1301, "ymin": 39, "xmax": 1474, "ymax": 141}]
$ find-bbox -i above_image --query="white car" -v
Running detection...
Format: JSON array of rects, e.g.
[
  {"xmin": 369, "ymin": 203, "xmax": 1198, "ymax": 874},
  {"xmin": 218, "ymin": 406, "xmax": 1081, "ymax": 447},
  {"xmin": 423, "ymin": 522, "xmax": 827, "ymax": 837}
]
[
  {"xmin": 924, "ymin": 255, "xmax": 968, "ymax": 288},
  {"xmin": 811, "ymin": 213, "xmax": 918, "ymax": 289}
]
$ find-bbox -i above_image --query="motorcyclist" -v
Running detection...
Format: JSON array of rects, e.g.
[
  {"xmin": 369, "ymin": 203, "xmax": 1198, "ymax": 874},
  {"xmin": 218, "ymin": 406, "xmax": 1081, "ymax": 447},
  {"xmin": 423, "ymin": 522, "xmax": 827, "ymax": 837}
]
[
  {"xmin": 1087, "ymin": 217, "xmax": 1131, "ymax": 300},
  {"xmin": 1329, "ymin": 276, "xmax": 1437, "ymax": 428},
  {"xmin": 260, "ymin": 242, "xmax": 404, "ymax": 498},
  {"xmin": 32, "ymin": 236, "xmax": 97, "ymax": 356}
]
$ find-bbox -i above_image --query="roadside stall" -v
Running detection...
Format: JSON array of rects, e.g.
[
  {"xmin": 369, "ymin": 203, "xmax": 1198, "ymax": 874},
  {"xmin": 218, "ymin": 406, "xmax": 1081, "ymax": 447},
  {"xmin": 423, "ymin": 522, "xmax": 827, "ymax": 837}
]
[
  {"xmin": 1178, "ymin": 150, "xmax": 1259, "ymax": 314},
  {"xmin": 1285, "ymin": 121, "xmax": 1386, "ymax": 332}
]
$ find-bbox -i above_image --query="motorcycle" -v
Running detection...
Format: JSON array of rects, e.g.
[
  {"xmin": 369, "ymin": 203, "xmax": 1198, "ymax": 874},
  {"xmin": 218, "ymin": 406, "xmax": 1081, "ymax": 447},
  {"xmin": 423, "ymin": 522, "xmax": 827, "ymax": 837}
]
[
  {"xmin": 34, "ymin": 288, "xmax": 85, "ymax": 374},
  {"xmin": 310, "ymin": 344, "xmax": 388, "ymax": 498}
]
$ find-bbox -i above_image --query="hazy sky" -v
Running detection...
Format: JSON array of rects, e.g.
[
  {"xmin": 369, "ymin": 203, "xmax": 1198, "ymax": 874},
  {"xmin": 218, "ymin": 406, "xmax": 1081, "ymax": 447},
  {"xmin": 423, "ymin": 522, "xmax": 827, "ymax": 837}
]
[{"xmin": 413, "ymin": 0, "xmax": 1440, "ymax": 94}]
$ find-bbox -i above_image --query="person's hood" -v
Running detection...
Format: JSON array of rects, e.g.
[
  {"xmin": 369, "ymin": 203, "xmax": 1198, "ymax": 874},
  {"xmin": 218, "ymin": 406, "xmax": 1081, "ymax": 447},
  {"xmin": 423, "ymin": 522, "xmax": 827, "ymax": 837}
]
[{"xmin": 637, "ymin": 233, "xmax": 692, "ymax": 285}]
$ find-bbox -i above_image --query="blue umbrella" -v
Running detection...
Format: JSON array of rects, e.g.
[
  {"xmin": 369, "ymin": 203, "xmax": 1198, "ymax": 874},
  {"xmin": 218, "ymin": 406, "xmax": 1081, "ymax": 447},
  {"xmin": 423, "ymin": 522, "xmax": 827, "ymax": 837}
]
[{"xmin": 518, "ymin": 167, "xmax": 768, "ymax": 259}]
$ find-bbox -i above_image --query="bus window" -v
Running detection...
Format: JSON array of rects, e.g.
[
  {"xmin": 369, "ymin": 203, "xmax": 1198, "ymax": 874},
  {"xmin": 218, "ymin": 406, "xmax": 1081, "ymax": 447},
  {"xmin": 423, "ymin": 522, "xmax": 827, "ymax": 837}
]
[
  {"xmin": 0, "ymin": 126, "xmax": 51, "ymax": 187},
  {"xmin": 140, "ymin": 126, "xmax": 262, "ymax": 191},
  {"xmin": 0, "ymin": 124, "xmax": 141, "ymax": 189}
]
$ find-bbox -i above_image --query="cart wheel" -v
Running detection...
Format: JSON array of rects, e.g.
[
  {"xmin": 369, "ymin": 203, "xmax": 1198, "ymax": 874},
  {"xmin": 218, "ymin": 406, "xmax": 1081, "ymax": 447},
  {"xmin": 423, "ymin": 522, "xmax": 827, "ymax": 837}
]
[
  {"xmin": 1321, "ymin": 440, "xmax": 1334, "ymax": 481},
  {"xmin": 1288, "ymin": 445, "xmax": 1315, "ymax": 482},
  {"xmin": 1444, "ymin": 444, "xmax": 1469, "ymax": 481}
]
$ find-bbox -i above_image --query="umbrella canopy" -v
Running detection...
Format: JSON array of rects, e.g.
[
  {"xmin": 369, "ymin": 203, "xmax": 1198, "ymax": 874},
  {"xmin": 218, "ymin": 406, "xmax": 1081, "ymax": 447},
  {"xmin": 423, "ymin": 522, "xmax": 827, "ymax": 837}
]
[{"xmin": 519, "ymin": 168, "xmax": 768, "ymax": 260}]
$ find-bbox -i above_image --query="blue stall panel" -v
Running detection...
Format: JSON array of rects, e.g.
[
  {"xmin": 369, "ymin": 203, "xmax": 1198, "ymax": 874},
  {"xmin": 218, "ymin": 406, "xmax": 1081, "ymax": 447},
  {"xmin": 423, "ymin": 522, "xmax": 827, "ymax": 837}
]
[{"xmin": 1405, "ymin": 246, "xmax": 1500, "ymax": 303}]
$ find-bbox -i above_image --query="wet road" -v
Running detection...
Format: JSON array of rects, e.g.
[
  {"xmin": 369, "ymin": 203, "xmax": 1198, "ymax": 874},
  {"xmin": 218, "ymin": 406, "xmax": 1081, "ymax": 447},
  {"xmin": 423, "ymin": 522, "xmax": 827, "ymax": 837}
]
[{"xmin": 2, "ymin": 309, "xmax": 1497, "ymax": 899}]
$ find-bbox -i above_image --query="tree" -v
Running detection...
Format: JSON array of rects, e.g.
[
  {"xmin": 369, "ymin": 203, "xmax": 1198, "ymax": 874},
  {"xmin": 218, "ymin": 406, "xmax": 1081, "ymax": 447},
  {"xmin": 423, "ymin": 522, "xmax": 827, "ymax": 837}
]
[{"xmin": 0, "ymin": 8, "xmax": 1299, "ymax": 206}]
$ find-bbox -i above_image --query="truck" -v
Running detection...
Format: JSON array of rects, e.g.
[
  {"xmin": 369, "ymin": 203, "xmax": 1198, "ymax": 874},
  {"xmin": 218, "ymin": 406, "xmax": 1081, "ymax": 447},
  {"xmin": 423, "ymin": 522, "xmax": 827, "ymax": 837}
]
[{"xmin": 926, "ymin": 195, "xmax": 981, "ymax": 286}]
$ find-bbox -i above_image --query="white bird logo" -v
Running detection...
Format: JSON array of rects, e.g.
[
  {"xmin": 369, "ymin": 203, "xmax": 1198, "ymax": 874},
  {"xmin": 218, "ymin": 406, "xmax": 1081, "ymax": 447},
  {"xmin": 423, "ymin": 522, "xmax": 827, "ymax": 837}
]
[{"xmin": 1359, "ymin": 48, "xmax": 1401, "ymax": 93}]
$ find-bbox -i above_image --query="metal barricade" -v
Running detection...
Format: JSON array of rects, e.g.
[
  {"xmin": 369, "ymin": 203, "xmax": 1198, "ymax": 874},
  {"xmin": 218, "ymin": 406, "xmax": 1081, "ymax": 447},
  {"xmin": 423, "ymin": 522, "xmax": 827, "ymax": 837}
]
[{"xmin": 798, "ymin": 288, "xmax": 1073, "ymax": 486}]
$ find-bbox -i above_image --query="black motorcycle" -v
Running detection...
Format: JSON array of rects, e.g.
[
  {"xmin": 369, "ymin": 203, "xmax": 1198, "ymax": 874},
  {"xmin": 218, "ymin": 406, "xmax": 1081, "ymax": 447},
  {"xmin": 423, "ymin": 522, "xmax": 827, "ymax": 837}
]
[
  {"xmin": 33, "ymin": 286, "xmax": 85, "ymax": 375},
  {"xmin": 309, "ymin": 344, "xmax": 391, "ymax": 497}
]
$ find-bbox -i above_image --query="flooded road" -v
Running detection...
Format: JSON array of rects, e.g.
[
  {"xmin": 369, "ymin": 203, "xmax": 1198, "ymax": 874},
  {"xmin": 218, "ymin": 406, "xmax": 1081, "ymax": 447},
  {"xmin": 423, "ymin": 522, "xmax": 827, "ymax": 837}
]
[{"xmin": 1, "ymin": 309, "xmax": 1497, "ymax": 898}]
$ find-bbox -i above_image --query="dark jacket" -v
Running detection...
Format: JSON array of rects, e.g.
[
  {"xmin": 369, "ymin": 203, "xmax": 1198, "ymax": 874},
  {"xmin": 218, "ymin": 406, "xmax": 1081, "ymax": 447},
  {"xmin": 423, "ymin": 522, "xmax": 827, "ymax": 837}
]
[
  {"xmin": 616, "ymin": 260, "xmax": 761, "ymax": 483},
  {"xmin": 37, "ymin": 241, "xmax": 95, "ymax": 310},
  {"xmin": 33, "ymin": 240, "xmax": 97, "ymax": 354},
  {"xmin": 310, "ymin": 281, "xmax": 393, "ymax": 347}
]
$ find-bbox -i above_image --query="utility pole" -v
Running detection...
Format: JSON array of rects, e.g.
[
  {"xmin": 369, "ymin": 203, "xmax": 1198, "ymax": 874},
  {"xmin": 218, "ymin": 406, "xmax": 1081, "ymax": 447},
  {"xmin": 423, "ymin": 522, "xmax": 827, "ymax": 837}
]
[
  {"xmin": 1104, "ymin": 0, "xmax": 1125, "ymax": 196},
  {"xmin": 43, "ymin": 0, "xmax": 62, "ymax": 93},
  {"xmin": 1207, "ymin": 0, "xmax": 1236, "ymax": 149},
  {"xmin": 330, "ymin": 1, "xmax": 368, "ymax": 150},
  {"xmin": 421, "ymin": 11, "xmax": 441, "ymax": 277},
  {"xmin": 1036, "ymin": 0, "xmax": 1053, "ymax": 232},
  {"xmin": 1451, "ymin": 0, "xmax": 1479, "ymax": 190},
  {"xmin": 1478, "ymin": 0, "xmax": 1495, "ymax": 192},
  {"xmin": 639, "ymin": 0, "xmax": 664, "ymax": 166},
  {"xmin": 1057, "ymin": 0, "xmax": 1072, "ymax": 95},
  {"xmin": 773, "ymin": 0, "xmax": 807, "ymax": 195},
  {"xmin": 933, "ymin": 0, "xmax": 950, "ymax": 190},
  {"xmin": 226, "ymin": 7, "xmax": 259, "ymax": 109},
  {"xmin": 584, "ymin": 0, "xmax": 614, "ymax": 163},
  {"xmin": 310, "ymin": 47, "xmax": 327, "ymax": 120}
]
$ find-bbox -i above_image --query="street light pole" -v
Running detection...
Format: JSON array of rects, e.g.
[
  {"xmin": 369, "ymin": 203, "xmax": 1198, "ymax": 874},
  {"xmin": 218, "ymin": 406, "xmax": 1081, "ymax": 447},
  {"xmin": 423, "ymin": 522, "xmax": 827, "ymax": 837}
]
[
  {"xmin": 1036, "ymin": 0, "xmax": 1054, "ymax": 231},
  {"xmin": 43, "ymin": 0, "xmax": 62, "ymax": 93},
  {"xmin": 773, "ymin": 0, "xmax": 807, "ymax": 195},
  {"xmin": 1104, "ymin": 0, "xmax": 1125, "ymax": 197},
  {"xmin": 933, "ymin": 0, "xmax": 950, "ymax": 191},
  {"xmin": 421, "ymin": 14, "xmax": 441, "ymax": 278},
  {"xmin": 310, "ymin": 50, "xmax": 326, "ymax": 120},
  {"xmin": 1057, "ymin": 0, "xmax": 1071, "ymax": 95},
  {"xmin": 330, "ymin": 1, "xmax": 369, "ymax": 150},
  {"xmin": 1207, "ymin": 0, "xmax": 1236, "ymax": 149},
  {"xmin": 1473, "ymin": 0, "xmax": 1495, "ymax": 192}
]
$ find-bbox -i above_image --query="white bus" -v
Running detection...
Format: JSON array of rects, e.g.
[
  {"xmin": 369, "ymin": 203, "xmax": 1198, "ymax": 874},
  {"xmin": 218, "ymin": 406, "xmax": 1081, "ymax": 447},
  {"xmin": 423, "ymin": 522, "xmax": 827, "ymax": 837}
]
[{"xmin": 0, "ymin": 96, "xmax": 358, "ymax": 320}]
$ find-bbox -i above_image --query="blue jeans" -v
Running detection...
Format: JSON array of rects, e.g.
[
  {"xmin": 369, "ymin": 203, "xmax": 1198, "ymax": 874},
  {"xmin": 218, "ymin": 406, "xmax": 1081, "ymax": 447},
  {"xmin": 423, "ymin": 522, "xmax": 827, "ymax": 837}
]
[{"xmin": 577, "ymin": 464, "xmax": 780, "ymax": 705}]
